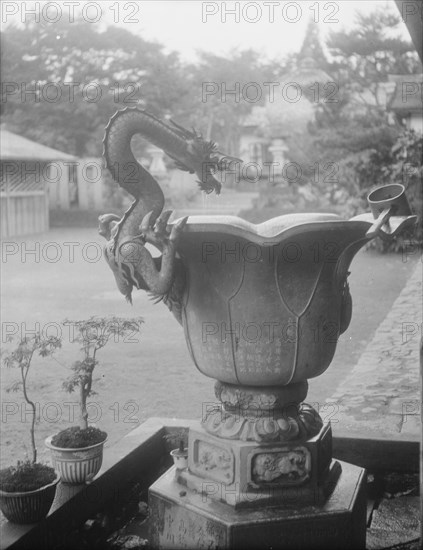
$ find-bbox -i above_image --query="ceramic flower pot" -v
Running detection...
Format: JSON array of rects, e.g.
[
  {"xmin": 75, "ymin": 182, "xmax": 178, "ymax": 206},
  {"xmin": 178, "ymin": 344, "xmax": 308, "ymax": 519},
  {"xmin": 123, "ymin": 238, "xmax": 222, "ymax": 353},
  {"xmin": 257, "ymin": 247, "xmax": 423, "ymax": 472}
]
[
  {"xmin": 0, "ymin": 476, "xmax": 59, "ymax": 524},
  {"xmin": 170, "ymin": 448, "xmax": 189, "ymax": 470},
  {"xmin": 45, "ymin": 437, "xmax": 106, "ymax": 484}
]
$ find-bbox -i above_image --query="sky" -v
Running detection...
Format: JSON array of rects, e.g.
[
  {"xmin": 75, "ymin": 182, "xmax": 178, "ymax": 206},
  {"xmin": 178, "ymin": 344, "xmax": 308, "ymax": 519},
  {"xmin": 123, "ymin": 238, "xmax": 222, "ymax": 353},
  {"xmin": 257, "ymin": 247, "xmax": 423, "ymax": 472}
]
[
  {"xmin": 115, "ymin": 0, "xmax": 409, "ymax": 62},
  {"xmin": 1, "ymin": 0, "xmax": 412, "ymax": 63}
]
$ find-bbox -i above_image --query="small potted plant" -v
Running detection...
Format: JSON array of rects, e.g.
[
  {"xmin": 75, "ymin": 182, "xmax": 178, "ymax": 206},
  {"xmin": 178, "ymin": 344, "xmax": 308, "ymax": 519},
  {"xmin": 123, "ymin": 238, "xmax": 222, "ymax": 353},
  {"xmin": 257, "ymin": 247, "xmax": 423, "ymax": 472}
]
[
  {"xmin": 164, "ymin": 429, "xmax": 189, "ymax": 470},
  {"xmin": 0, "ymin": 332, "xmax": 62, "ymax": 523},
  {"xmin": 45, "ymin": 316, "xmax": 143, "ymax": 484}
]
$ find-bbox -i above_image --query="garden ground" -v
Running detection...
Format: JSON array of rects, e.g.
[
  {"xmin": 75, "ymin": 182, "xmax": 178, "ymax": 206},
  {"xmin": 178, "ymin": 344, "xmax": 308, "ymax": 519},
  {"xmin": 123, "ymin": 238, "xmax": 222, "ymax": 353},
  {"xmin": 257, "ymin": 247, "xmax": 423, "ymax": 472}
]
[{"xmin": 0, "ymin": 226, "xmax": 419, "ymax": 468}]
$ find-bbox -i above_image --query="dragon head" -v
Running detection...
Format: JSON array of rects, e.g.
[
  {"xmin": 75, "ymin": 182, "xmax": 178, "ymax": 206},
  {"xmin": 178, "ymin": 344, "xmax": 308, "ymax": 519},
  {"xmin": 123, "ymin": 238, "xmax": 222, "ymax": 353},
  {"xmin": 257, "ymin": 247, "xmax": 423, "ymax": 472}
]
[
  {"xmin": 169, "ymin": 118, "xmax": 242, "ymax": 196},
  {"xmin": 198, "ymin": 152, "xmax": 243, "ymax": 195}
]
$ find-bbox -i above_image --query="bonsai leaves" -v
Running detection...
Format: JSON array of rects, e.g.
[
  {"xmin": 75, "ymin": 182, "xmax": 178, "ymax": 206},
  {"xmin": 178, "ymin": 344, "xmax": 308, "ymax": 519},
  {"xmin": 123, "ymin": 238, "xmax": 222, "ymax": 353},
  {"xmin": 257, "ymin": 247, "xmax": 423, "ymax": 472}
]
[
  {"xmin": 62, "ymin": 317, "xmax": 144, "ymax": 352},
  {"xmin": 2, "ymin": 332, "xmax": 62, "ymax": 464},
  {"xmin": 3, "ymin": 333, "xmax": 62, "ymax": 373},
  {"xmin": 2, "ymin": 317, "xmax": 143, "ymax": 455},
  {"xmin": 62, "ymin": 358, "xmax": 97, "ymax": 396},
  {"xmin": 61, "ymin": 317, "xmax": 143, "ymax": 430},
  {"xmin": 3, "ymin": 333, "xmax": 62, "ymax": 395}
]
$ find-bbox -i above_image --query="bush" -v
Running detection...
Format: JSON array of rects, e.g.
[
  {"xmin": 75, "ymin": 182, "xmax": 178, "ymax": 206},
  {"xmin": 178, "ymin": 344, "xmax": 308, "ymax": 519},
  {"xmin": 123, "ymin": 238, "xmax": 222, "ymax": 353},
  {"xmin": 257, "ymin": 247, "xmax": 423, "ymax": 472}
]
[{"xmin": 368, "ymin": 130, "xmax": 422, "ymax": 252}]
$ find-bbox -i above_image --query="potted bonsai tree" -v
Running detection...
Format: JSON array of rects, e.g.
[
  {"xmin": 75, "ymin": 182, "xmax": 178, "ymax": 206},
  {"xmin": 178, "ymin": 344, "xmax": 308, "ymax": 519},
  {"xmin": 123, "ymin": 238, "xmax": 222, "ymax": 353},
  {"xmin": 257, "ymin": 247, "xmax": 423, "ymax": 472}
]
[
  {"xmin": 164, "ymin": 428, "xmax": 189, "ymax": 470},
  {"xmin": 45, "ymin": 316, "xmax": 143, "ymax": 484},
  {"xmin": 0, "ymin": 332, "xmax": 62, "ymax": 523}
]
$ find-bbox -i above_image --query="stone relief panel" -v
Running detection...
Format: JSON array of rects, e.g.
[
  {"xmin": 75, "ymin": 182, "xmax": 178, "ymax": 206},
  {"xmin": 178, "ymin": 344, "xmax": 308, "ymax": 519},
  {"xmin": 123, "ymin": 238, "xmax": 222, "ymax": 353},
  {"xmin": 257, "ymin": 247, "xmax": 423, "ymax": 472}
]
[
  {"xmin": 192, "ymin": 440, "xmax": 234, "ymax": 484},
  {"xmin": 250, "ymin": 447, "xmax": 311, "ymax": 486}
]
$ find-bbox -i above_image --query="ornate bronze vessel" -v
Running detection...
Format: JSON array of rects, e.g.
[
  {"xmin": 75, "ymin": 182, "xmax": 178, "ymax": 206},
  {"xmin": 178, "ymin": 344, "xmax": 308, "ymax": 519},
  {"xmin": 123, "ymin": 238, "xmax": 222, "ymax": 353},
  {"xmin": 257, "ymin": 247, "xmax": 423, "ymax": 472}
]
[{"xmin": 100, "ymin": 110, "xmax": 416, "ymax": 546}]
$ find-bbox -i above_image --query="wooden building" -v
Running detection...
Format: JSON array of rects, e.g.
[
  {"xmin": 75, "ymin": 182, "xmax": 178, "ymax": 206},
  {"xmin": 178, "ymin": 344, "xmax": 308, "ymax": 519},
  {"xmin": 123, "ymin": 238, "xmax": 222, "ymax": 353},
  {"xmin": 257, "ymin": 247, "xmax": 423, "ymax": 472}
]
[{"xmin": 0, "ymin": 129, "xmax": 77, "ymax": 237}]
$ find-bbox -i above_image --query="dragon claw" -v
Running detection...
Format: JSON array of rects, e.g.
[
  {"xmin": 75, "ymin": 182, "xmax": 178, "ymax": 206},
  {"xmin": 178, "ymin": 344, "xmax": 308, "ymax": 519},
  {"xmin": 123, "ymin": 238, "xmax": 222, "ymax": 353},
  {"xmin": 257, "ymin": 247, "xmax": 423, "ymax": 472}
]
[
  {"xmin": 177, "ymin": 216, "xmax": 189, "ymax": 229},
  {"xmin": 138, "ymin": 209, "xmax": 186, "ymax": 249},
  {"xmin": 155, "ymin": 210, "xmax": 173, "ymax": 235},
  {"xmin": 169, "ymin": 216, "xmax": 188, "ymax": 242},
  {"xmin": 140, "ymin": 210, "xmax": 155, "ymax": 233}
]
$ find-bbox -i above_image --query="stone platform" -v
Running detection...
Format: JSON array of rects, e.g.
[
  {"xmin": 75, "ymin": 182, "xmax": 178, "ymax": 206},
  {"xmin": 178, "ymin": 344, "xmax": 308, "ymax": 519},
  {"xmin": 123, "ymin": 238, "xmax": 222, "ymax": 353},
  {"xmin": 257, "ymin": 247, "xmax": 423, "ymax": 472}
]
[
  {"xmin": 149, "ymin": 460, "xmax": 366, "ymax": 550},
  {"xmin": 0, "ymin": 418, "xmax": 418, "ymax": 550}
]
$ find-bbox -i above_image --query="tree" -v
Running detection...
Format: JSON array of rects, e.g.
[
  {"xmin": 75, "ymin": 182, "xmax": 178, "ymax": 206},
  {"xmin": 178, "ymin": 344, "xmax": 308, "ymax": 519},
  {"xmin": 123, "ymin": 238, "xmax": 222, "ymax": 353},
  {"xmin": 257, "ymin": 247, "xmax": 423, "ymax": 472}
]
[
  {"xmin": 1, "ymin": 19, "xmax": 280, "ymax": 165},
  {"xmin": 190, "ymin": 49, "xmax": 280, "ymax": 156},
  {"xmin": 62, "ymin": 317, "xmax": 143, "ymax": 430},
  {"xmin": 307, "ymin": 4, "xmax": 422, "ymax": 213},
  {"xmin": 326, "ymin": 6, "xmax": 420, "ymax": 107},
  {"xmin": 245, "ymin": 4, "xmax": 422, "ymax": 224},
  {"xmin": 3, "ymin": 332, "xmax": 62, "ymax": 463},
  {"xmin": 1, "ymin": 19, "xmax": 192, "ymax": 156}
]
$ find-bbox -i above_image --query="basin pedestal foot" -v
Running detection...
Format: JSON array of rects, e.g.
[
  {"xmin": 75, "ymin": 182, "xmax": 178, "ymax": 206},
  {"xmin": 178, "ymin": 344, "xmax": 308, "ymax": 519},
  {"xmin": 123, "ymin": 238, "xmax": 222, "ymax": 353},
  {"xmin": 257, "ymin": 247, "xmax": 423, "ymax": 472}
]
[
  {"xmin": 149, "ymin": 456, "xmax": 366, "ymax": 549},
  {"xmin": 178, "ymin": 422, "xmax": 333, "ymax": 508},
  {"xmin": 149, "ymin": 382, "xmax": 367, "ymax": 548}
]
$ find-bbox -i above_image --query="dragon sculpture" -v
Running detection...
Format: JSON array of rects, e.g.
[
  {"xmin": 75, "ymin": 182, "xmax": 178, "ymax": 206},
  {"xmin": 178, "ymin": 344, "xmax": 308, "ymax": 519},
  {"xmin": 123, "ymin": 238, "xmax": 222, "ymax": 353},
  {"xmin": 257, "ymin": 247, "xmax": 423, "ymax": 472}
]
[{"xmin": 99, "ymin": 107, "xmax": 239, "ymax": 321}]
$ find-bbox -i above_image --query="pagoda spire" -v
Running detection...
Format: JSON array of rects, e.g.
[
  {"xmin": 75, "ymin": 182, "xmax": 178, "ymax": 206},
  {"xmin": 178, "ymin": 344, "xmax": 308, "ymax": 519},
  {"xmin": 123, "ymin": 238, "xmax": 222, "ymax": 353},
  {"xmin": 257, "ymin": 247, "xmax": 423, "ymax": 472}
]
[{"xmin": 298, "ymin": 17, "xmax": 329, "ymax": 70}]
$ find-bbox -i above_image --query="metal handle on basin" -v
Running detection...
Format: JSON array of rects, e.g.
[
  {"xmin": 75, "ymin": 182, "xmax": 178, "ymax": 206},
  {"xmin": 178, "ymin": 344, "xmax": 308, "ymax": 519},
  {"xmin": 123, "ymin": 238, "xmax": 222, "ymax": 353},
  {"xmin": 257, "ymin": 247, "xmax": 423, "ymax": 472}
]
[
  {"xmin": 366, "ymin": 183, "xmax": 415, "ymax": 239},
  {"xmin": 367, "ymin": 183, "xmax": 412, "ymax": 218},
  {"xmin": 365, "ymin": 207, "xmax": 393, "ymax": 238}
]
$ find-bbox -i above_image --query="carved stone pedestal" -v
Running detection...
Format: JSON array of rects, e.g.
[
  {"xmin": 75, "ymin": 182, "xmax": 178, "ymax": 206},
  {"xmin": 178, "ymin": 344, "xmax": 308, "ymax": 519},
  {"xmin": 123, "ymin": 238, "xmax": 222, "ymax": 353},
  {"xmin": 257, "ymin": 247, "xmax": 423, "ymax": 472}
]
[
  {"xmin": 149, "ymin": 459, "xmax": 366, "ymax": 549},
  {"xmin": 149, "ymin": 386, "xmax": 367, "ymax": 548},
  {"xmin": 177, "ymin": 422, "xmax": 332, "ymax": 508}
]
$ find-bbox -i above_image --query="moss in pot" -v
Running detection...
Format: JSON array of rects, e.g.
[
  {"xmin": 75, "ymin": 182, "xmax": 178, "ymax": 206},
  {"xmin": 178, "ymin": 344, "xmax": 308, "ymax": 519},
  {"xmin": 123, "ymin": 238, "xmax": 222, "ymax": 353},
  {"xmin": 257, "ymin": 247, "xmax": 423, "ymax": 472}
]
[
  {"xmin": 50, "ymin": 426, "xmax": 108, "ymax": 448},
  {"xmin": 0, "ymin": 461, "xmax": 57, "ymax": 493}
]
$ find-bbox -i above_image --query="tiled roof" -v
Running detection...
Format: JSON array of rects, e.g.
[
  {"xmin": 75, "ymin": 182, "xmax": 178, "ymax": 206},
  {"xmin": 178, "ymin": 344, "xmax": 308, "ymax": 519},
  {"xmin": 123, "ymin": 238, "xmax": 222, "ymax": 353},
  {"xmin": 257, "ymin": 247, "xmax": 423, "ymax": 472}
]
[{"xmin": 0, "ymin": 129, "xmax": 77, "ymax": 161}]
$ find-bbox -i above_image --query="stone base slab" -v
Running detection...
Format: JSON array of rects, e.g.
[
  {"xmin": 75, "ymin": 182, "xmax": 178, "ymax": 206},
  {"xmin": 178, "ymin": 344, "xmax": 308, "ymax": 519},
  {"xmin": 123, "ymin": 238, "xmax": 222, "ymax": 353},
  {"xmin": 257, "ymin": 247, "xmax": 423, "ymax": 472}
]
[{"xmin": 149, "ymin": 459, "xmax": 367, "ymax": 549}]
